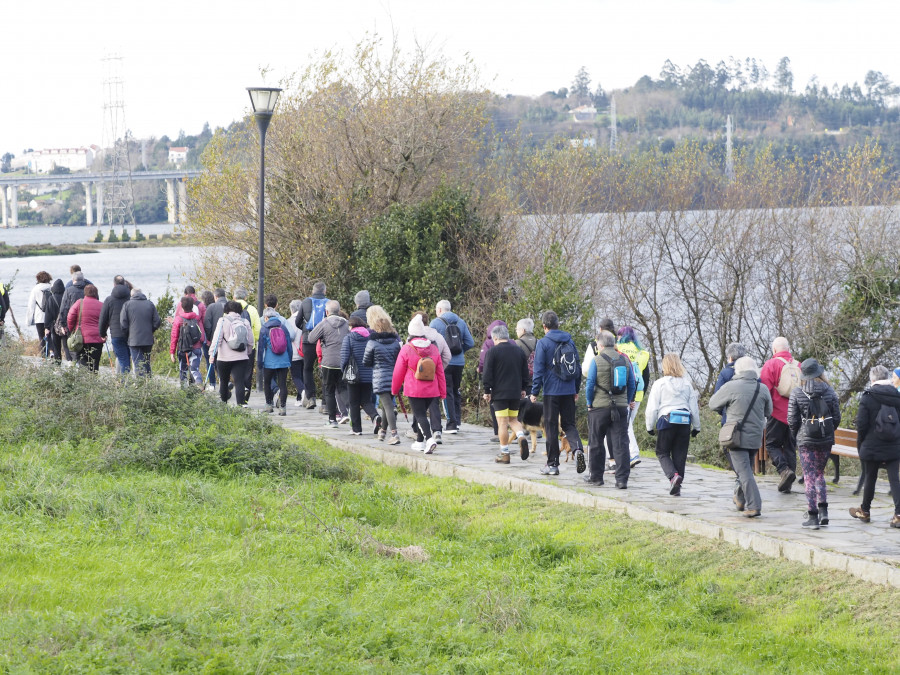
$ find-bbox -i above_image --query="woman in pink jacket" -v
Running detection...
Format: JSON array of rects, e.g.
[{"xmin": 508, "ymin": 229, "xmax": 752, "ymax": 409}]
[
  {"xmin": 67, "ymin": 284, "xmax": 104, "ymax": 372},
  {"xmin": 392, "ymin": 314, "xmax": 447, "ymax": 454}
]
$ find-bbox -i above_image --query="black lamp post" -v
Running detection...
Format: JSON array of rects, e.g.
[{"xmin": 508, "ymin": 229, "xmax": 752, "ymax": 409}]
[{"xmin": 246, "ymin": 86, "xmax": 281, "ymax": 391}]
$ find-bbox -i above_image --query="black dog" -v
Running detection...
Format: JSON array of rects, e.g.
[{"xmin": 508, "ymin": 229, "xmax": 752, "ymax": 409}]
[{"xmin": 516, "ymin": 399, "xmax": 571, "ymax": 460}]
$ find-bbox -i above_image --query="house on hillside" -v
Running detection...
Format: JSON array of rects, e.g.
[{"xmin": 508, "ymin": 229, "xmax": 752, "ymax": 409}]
[
  {"xmin": 168, "ymin": 146, "xmax": 188, "ymax": 166},
  {"xmin": 570, "ymin": 105, "xmax": 597, "ymax": 122}
]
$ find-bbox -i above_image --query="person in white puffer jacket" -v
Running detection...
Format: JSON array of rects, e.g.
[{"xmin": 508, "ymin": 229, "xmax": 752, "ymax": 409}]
[
  {"xmin": 26, "ymin": 271, "xmax": 54, "ymax": 348},
  {"xmin": 644, "ymin": 353, "xmax": 701, "ymax": 496}
]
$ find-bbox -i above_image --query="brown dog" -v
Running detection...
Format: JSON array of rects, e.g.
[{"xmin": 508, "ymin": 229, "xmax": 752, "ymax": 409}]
[{"xmin": 516, "ymin": 399, "xmax": 572, "ymax": 460}]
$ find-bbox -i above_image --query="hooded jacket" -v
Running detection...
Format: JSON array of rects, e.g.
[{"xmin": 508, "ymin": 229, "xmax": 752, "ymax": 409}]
[
  {"xmin": 363, "ymin": 331, "xmax": 402, "ymax": 393},
  {"xmin": 341, "ymin": 327, "xmax": 374, "ymax": 383},
  {"xmin": 760, "ymin": 350, "xmax": 796, "ymax": 423},
  {"xmin": 209, "ymin": 312, "xmax": 252, "ymax": 362},
  {"xmin": 67, "ymin": 296, "xmax": 103, "ymax": 344},
  {"xmin": 531, "ymin": 329, "xmax": 581, "ymax": 397},
  {"xmin": 429, "ymin": 311, "xmax": 475, "ymax": 367},
  {"xmin": 350, "ymin": 290, "xmax": 372, "ymax": 325},
  {"xmin": 308, "ymin": 314, "xmax": 349, "ymax": 369},
  {"xmin": 26, "ymin": 282, "xmax": 52, "ymax": 326},
  {"xmin": 99, "ymin": 284, "xmax": 131, "ymax": 339},
  {"xmin": 257, "ymin": 315, "xmax": 295, "ymax": 370},
  {"xmin": 288, "ymin": 311, "xmax": 304, "ymax": 361},
  {"xmin": 422, "ymin": 325, "xmax": 451, "ymax": 368},
  {"xmin": 57, "ymin": 279, "xmax": 86, "ymax": 333},
  {"xmin": 477, "ymin": 320, "xmax": 508, "ymax": 373},
  {"xmin": 120, "ymin": 293, "xmax": 162, "ymax": 347},
  {"xmin": 236, "ymin": 299, "xmax": 261, "ymax": 343},
  {"xmin": 42, "ymin": 279, "xmax": 65, "ymax": 331},
  {"xmin": 708, "ymin": 369, "xmax": 774, "ymax": 450},
  {"xmin": 644, "ymin": 373, "xmax": 700, "ymax": 432},
  {"xmin": 391, "ymin": 336, "xmax": 447, "ymax": 399},
  {"xmin": 856, "ymin": 382, "xmax": 900, "ymax": 462},
  {"xmin": 787, "ymin": 379, "xmax": 841, "ymax": 447},
  {"xmin": 169, "ymin": 310, "xmax": 206, "ymax": 354}
]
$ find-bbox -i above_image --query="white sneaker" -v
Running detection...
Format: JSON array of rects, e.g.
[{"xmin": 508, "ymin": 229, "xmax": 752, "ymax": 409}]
[
  {"xmin": 411, "ymin": 441, "xmax": 425, "ymax": 452},
  {"xmin": 424, "ymin": 437, "xmax": 437, "ymax": 454},
  {"xmin": 300, "ymin": 391, "xmax": 308, "ymax": 407},
  {"xmin": 339, "ymin": 415, "xmax": 351, "ymax": 425},
  {"xmin": 294, "ymin": 399, "xmax": 303, "ymax": 407}
]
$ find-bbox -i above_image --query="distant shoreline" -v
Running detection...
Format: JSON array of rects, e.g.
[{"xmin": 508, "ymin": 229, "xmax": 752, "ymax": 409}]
[{"xmin": 0, "ymin": 236, "xmax": 195, "ymax": 258}]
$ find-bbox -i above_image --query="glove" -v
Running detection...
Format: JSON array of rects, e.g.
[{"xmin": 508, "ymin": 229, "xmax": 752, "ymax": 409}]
[
  {"xmin": 647, "ymin": 429, "xmax": 656, "ymax": 436},
  {"xmin": 691, "ymin": 429, "xmax": 700, "ymax": 438}
]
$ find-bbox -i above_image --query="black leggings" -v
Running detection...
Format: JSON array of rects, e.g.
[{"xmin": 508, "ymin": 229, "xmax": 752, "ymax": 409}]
[
  {"xmin": 290, "ymin": 359, "xmax": 304, "ymax": 401},
  {"xmin": 217, "ymin": 360, "xmax": 248, "ymax": 405},
  {"xmin": 302, "ymin": 343, "xmax": 317, "ymax": 400},
  {"xmin": 409, "ymin": 397, "xmax": 436, "ymax": 442},
  {"xmin": 655, "ymin": 424, "xmax": 691, "ymax": 480},
  {"xmin": 861, "ymin": 459, "xmax": 900, "ymax": 515},
  {"xmin": 264, "ymin": 367, "xmax": 288, "ymax": 407},
  {"xmin": 77, "ymin": 343, "xmax": 103, "ymax": 372}
]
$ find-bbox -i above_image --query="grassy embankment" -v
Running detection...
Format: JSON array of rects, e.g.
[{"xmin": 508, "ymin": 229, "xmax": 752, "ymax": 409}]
[{"xmin": 0, "ymin": 348, "xmax": 897, "ymax": 672}]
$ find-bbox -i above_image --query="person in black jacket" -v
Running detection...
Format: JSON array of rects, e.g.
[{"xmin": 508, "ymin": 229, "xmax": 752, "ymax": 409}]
[
  {"xmin": 120, "ymin": 287, "xmax": 162, "ymax": 377},
  {"xmin": 294, "ymin": 281, "xmax": 329, "ymax": 409},
  {"xmin": 787, "ymin": 358, "xmax": 841, "ymax": 530},
  {"xmin": 482, "ymin": 324, "xmax": 530, "ymax": 463},
  {"xmin": 41, "ymin": 279, "xmax": 65, "ymax": 362},
  {"xmin": 850, "ymin": 365, "xmax": 900, "ymax": 528},
  {"xmin": 56, "ymin": 271, "xmax": 87, "ymax": 361},
  {"xmin": 99, "ymin": 276, "xmax": 132, "ymax": 373}
]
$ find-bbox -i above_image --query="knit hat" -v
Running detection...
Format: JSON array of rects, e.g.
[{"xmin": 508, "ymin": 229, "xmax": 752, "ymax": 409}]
[
  {"xmin": 408, "ymin": 314, "xmax": 427, "ymax": 337},
  {"xmin": 733, "ymin": 356, "xmax": 758, "ymax": 376},
  {"xmin": 354, "ymin": 290, "xmax": 371, "ymax": 308}
]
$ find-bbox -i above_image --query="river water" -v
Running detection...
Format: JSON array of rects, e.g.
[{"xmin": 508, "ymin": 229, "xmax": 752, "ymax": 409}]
[{"xmin": 0, "ymin": 224, "xmax": 198, "ymax": 338}]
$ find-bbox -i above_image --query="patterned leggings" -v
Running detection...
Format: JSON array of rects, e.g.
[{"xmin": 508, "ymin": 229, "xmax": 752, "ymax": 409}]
[{"xmin": 798, "ymin": 444, "xmax": 832, "ymax": 512}]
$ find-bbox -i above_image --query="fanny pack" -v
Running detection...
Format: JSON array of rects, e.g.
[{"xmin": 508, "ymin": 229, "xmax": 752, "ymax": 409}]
[{"xmin": 657, "ymin": 409, "xmax": 691, "ymax": 430}]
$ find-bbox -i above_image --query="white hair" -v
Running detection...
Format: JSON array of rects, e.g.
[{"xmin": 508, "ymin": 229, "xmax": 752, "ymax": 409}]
[
  {"xmin": 516, "ymin": 318, "xmax": 534, "ymax": 334},
  {"xmin": 325, "ymin": 299, "xmax": 341, "ymax": 315},
  {"xmin": 436, "ymin": 299, "xmax": 451, "ymax": 313},
  {"xmin": 772, "ymin": 336, "xmax": 790, "ymax": 353},
  {"xmin": 598, "ymin": 330, "xmax": 616, "ymax": 348},
  {"xmin": 289, "ymin": 299, "xmax": 303, "ymax": 315}
]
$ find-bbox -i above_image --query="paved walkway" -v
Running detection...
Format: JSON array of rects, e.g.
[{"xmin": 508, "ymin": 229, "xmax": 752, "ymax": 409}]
[{"xmin": 254, "ymin": 390, "xmax": 900, "ymax": 587}]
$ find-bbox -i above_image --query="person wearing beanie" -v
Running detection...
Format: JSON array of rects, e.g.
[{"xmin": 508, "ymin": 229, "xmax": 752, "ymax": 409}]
[
  {"xmin": 351, "ymin": 290, "xmax": 373, "ymax": 325},
  {"xmin": 392, "ymin": 314, "xmax": 447, "ymax": 454},
  {"xmin": 709, "ymin": 356, "xmax": 773, "ymax": 517}
]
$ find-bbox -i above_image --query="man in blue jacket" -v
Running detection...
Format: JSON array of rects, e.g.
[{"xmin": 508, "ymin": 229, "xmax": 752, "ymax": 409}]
[
  {"xmin": 430, "ymin": 299, "xmax": 475, "ymax": 433},
  {"xmin": 530, "ymin": 310, "xmax": 585, "ymax": 475}
]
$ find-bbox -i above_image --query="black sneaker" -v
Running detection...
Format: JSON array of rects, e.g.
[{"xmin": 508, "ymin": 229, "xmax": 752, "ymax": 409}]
[
  {"xmin": 802, "ymin": 511, "xmax": 820, "ymax": 530},
  {"xmin": 373, "ymin": 415, "xmax": 382, "ymax": 434},
  {"xmin": 583, "ymin": 476, "xmax": 604, "ymax": 486},
  {"xmin": 518, "ymin": 435, "xmax": 529, "ymax": 460},
  {"xmin": 669, "ymin": 473, "xmax": 683, "ymax": 496},
  {"xmin": 575, "ymin": 448, "xmax": 586, "ymax": 474}
]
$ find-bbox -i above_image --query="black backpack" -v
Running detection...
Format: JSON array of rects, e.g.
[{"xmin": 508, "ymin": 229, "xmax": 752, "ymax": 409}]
[
  {"xmin": 40, "ymin": 288, "xmax": 53, "ymax": 313},
  {"xmin": 178, "ymin": 317, "xmax": 202, "ymax": 353},
  {"xmin": 440, "ymin": 317, "xmax": 463, "ymax": 355},
  {"xmin": 802, "ymin": 390, "xmax": 833, "ymax": 440},
  {"xmin": 874, "ymin": 400, "xmax": 900, "ymax": 442},
  {"xmin": 551, "ymin": 340, "xmax": 579, "ymax": 381}
]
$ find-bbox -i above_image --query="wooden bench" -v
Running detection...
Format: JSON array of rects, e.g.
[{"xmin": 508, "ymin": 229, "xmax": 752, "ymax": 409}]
[{"xmin": 755, "ymin": 427, "xmax": 860, "ymax": 489}]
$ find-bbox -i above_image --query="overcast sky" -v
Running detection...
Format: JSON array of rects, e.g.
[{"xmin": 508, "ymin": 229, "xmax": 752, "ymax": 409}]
[{"xmin": 2, "ymin": 0, "xmax": 897, "ymax": 155}]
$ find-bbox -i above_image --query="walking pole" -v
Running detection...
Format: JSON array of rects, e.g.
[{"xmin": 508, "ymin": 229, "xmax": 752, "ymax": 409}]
[
  {"xmin": 104, "ymin": 340, "xmax": 115, "ymax": 369},
  {"xmin": 6, "ymin": 305, "xmax": 22, "ymax": 340},
  {"xmin": 398, "ymin": 392, "xmax": 409, "ymax": 423}
]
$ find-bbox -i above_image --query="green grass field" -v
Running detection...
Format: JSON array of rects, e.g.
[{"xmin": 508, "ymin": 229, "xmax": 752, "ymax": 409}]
[{"xmin": 0, "ymin": 351, "xmax": 897, "ymax": 673}]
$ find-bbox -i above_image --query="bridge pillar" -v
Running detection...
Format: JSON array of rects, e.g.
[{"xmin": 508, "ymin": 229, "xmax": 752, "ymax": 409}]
[
  {"xmin": 166, "ymin": 179, "xmax": 177, "ymax": 224},
  {"xmin": 96, "ymin": 182, "xmax": 104, "ymax": 226},
  {"xmin": 83, "ymin": 182, "xmax": 93, "ymax": 226},
  {"xmin": 177, "ymin": 179, "xmax": 188, "ymax": 225},
  {"xmin": 10, "ymin": 185, "xmax": 18, "ymax": 228},
  {"xmin": 1, "ymin": 187, "xmax": 7, "ymax": 228}
]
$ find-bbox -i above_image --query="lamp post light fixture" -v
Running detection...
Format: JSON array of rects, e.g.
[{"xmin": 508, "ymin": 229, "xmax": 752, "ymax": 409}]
[{"xmin": 247, "ymin": 85, "xmax": 281, "ymax": 391}]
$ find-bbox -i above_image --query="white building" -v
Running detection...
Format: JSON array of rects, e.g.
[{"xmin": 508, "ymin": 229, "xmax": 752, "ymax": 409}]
[
  {"xmin": 25, "ymin": 146, "xmax": 97, "ymax": 173},
  {"xmin": 168, "ymin": 146, "xmax": 188, "ymax": 165}
]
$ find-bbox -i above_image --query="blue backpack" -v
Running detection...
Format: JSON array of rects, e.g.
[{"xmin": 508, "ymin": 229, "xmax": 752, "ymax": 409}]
[
  {"xmin": 600, "ymin": 352, "xmax": 629, "ymax": 396},
  {"xmin": 305, "ymin": 297, "xmax": 328, "ymax": 331}
]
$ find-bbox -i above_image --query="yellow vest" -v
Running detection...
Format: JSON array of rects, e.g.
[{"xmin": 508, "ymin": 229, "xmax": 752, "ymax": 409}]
[{"xmin": 617, "ymin": 341, "xmax": 650, "ymax": 402}]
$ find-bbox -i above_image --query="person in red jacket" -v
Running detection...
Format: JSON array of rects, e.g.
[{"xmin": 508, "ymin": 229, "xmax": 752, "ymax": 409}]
[
  {"xmin": 391, "ymin": 314, "xmax": 447, "ymax": 454},
  {"xmin": 67, "ymin": 284, "xmax": 104, "ymax": 372},
  {"xmin": 170, "ymin": 296, "xmax": 206, "ymax": 386},
  {"xmin": 759, "ymin": 336, "xmax": 800, "ymax": 492}
]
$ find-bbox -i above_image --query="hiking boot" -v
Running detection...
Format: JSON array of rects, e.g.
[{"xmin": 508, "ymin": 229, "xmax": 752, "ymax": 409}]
[
  {"xmin": 891, "ymin": 515, "xmax": 900, "ymax": 529},
  {"xmin": 411, "ymin": 441, "xmax": 425, "ymax": 452},
  {"xmin": 518, "ymin": 434, "xmax": 529, "ymax": 460},
  {"xmin": 744, "ymin": 509, "xmax": 761, "ymax": 518},
  {"xmin": 733, "ymin": 495, "xmax": 745, "ymax": 512},
  {"xmin": 575, "ymin": 448, "xmax": 586, "ymax": 474},
  {"xmin": 433, "ymin": 431, "xmax": 442, "ymax": 445},
  {"xmin": 777, "ymin": 469, "xmax": 796, "ymax": 493},
  {"xmin": 540, "ymin": 464, "xmax": 560, "ymax": 476},
  {"xmin": 424, "ymin": 437, "xmax": 437, "ymax": 455},
  {"xmin": 818, "ymin": 504, "xmax": 829, "ymax": 526},
  {"xmin": 388, "ymin": 432, "xmax": 400, "ymax": 446},
  {"xmin": 669, "ymin": 473, "xmax": 683, "ymax": 496},
  {"xmin": 378, "ymin": 429, "xmax": 386, "ymax": 442},
  {"xmin": 495, "ymin": 452, "xmax": 511, "ymax": 464},
  {"xmin": 849, "ymin": 507, "xmax": 871, "ymax": 523},
  {"xmin": 373, "ymin": 415, "xmax": 382, "ymax": 434},
  {"xmin": 802, "ymin": 511, "xmax": 820, "ymax": 529},
  {"xmin": 263, "ymin": 404, "xmax": 274, "ymax": 414}
]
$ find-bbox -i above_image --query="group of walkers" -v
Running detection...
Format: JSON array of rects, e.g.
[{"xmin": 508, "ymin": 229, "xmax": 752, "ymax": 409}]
[{"xmin": 10, "ymin": 267, "xmax": 900, "ymax": 530}]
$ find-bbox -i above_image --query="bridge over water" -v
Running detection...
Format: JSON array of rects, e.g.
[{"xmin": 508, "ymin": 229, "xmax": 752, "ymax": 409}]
[{"xmin": 0, "ymin": 169, "xmax": 203, "ymax": 228}]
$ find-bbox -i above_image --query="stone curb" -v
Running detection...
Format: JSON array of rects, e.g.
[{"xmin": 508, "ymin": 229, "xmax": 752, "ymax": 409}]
[{"xmin": 320, "ymin": 435, "xmax": 900, "ymax": 589}]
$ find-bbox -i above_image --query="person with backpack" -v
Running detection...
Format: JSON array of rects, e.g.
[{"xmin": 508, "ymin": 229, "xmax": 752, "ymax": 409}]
[
  {"xmin": 99, "ymin": 276, "xmax": 133, "ymax": 374},
  {"xmin": 56, "ymin": 270, "xmax": 87, "ymax": 361},
  {"xmin": 209, "ymin": 300, "xmax": 254, "ymax": 406},
  {"xmin": 514, "ymin": 318, "xmax": 538, "ymax": 390},
  {"xmin": 760, "ymin": 336, "xmax": 802, "ymax": 493},
  {"xmin": 392, "ymin": 314, "xmax": 446, "ymax": 454},
  {"xmin": 308, "ymin": 299, "xmax": 349, "ymax": 428},
  {"xmin": 170, "ymin": 296, "xmax": 206, "ymax": 387},
  {"xmin": 66, "ymin": 284, "xmax": 104, "ymax": 371},
  {"xmin": 644, "ymin": 352, "xmax": 700, "ymax": 495},
  {"xmin": 364, "ymin": 305, "xmax": 403, "ymax": 445},
  {"xmin": 287, "ymin": 299, "xmax": 306, "ymax": 407},
  {"xmin": 234, "ymin": 288, "xmax": 261, "ymax": 400},
  {"xmin": 341, "ymin": 316, "xmax": 380, "ymax": 434},
  {"xmin": 41, "ymin": 279, "xmax": 65, "ymax": 362},
  {"xmin": 482, "ymin": 324, "xmax": 530, "ymax": 463},
  {"xmin": 478, "ymin": 319, "xmax": 508, "ymax": 442},
  {"xmin": 409, "ymin": 311, "xmax": 452, "ymax": 443},
  {"xmin": 26, "ymin": 271, "xmax": 53, "ymax": 351},
  {"xmin": 849, "ymin": 365, "xmax": 900, "ymax": 528},
  {"xmin": 203, "ymin": 289, "xmax": 228, "ymax": 389},
  {"xmin": 787, "ymin": 358, "xmax": 841, "ymax": 529},
  {"xmin": 258, "ymin": 305, "xmax": 296, "ymax": 415},
  {"xmin": 120, "ymin": 287, "xmax": 162, "ymax": 377},
  {"xmin": 580, "ymin": 317, "xmax": 617, "ymax": 378},
  {"xmin": 294, "ymin": 281, "xmax": 329, "ymax": 410},
  {"xmin": 617, "ymin": 326, "xmax": 651, "ymax": 467},
  {"xmin": 530, "ymin": 310, "xmax": 585, "ymax": 476},
  {"xmin": 585, "ymin": 330, "xmax": 636, "ymax": 487},
  {"xmin": 709, "ymin": 356, "xmax": 773, "ymax": 517},
  {"xmin": 430, "ymin": 300, "xmax": 475, "ymax": 434}
]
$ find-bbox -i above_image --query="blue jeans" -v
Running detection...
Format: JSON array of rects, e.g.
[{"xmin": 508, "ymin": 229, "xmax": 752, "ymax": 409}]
[
  {"xmin": 130, "ymin": 346, "xmax": 152, "ymax": 377},
  {"xmin": 110, "ymin": 336, "xmax": 131, "ymax": 374},
  {"xmin": 178, "ymin": 348, "xmax": 203, "ymax": 385}
]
